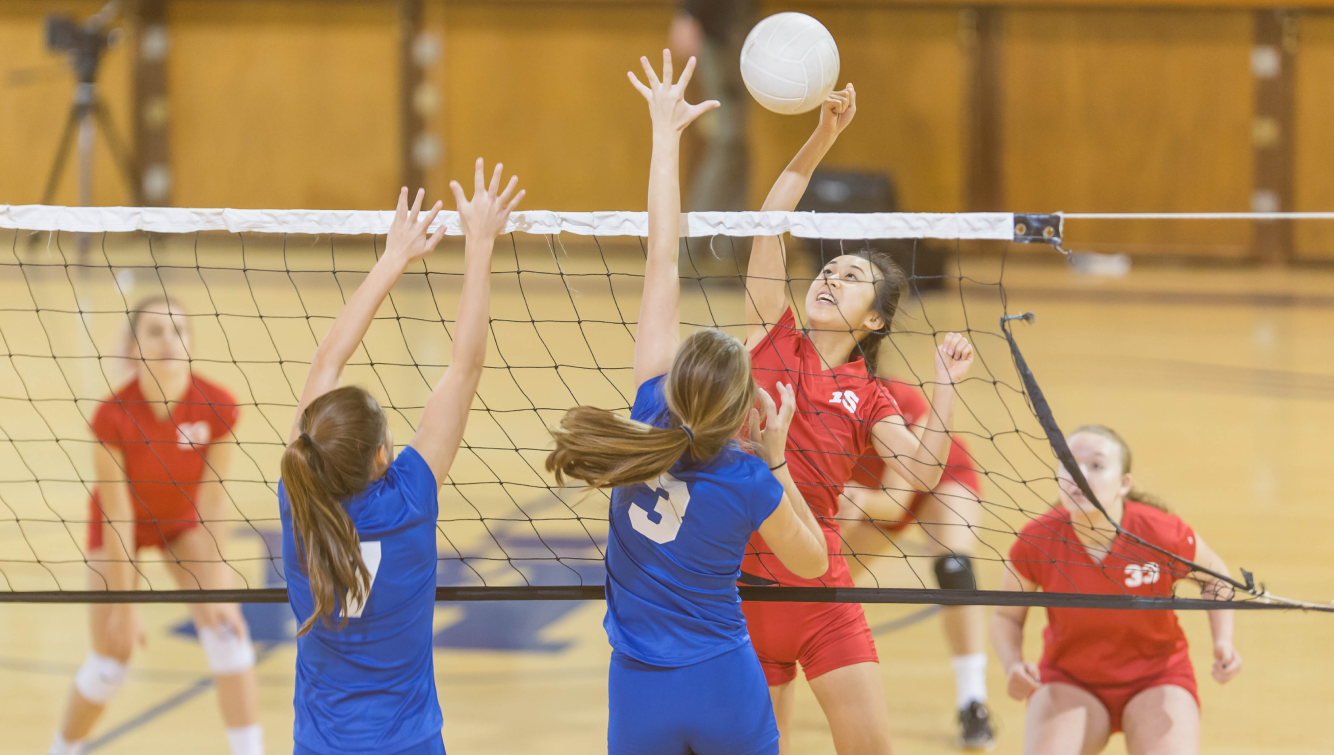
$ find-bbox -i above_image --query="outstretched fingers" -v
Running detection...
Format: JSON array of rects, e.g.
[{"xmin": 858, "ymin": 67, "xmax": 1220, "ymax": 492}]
[
  {"xmin": 675, "ymin": 55, "xmax": 697, "ymax": 90},
  {"xmin": 488, "ymin": 162, "xmax": 504, "ymax": 197},
  {"xmin": 639, "ymin": 55, "xmax": 661, "ymax": 88},
  {"xmin": 627, "ymin": 70, "xmax": 652, "ymax": 99},
  {"xmin": 408, "ymin": 187, "xmax": 425, "ymax": 225},
  {"xmin": 660, "ymin": 48, "xmax": 673, "ymax": 88},
  {"xmin": 394, "ymin": 186, "xmax": 410, "ymax": 221},
  {"xmin": 473, "ymin": 156, "xmax": 486, "ymax": 197}
]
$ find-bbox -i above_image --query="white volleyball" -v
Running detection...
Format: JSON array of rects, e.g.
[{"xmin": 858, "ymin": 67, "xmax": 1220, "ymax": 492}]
[{"xmin": 739, "ymin": 13, "xmax": 840, "ymax": 115}]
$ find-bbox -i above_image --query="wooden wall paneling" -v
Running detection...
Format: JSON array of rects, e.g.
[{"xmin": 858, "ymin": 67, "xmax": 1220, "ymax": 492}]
[
  {"xmin": 1293, "ymin": 13, "xmax": 1334, "ymax": 260},
  {"xmin": 1250, "ymin": 9, "xmax": 1296, "ymax": 263},
  {"xmin": 431, "ymin": 3, "xmax": 675, "ymax": 212},
  {"xmin": 0, "ymin": 1, "xmax": 134, "ymax": 207},
  {"xmin": 168, "ymin": 1, "xmax": 399, "ymax": 210},
  {"xmin": 1004, "ymin": 9, "xmax": 1254, "ymax": 257},
  {"xmin": 133, "ymin": 0, "xmax": 172, "ymax": 205},
  {"xmin": 750, "ymin": 4, "xmax": 966, "ymax": 213},
  {"xmin": 964, "ymin": 7, "xmax": 1005, "ymax": 212}
]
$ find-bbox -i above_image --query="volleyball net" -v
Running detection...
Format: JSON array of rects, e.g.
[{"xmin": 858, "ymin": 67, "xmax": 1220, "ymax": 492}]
[{"xmin": 0, "ymin": 205, "xmax": 1328, "ymax": 612}]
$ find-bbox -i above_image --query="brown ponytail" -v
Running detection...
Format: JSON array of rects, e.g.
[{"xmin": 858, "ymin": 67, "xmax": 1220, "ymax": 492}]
[
  {"xmin": 1069, "ymin": 424, "xmax": 1169, "ymax": 513},
  {"xmin": 281, "ymin": 386, "xmax": 390, "ymax": 635},
  {"xmin": 546, "ymin": 328, "xmax": 757, "ymax": 489}
]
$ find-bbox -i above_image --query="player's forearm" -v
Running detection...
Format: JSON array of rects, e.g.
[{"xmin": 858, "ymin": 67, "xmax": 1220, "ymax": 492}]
[
  {"xmin": 100, "ymin": 506, "xmax": 138, "ymax": 592},
  {"xmin": 759, "ymin": 129, "xmax": 838, "ymax": 213},
  {"xmin": 990, "ymin": 612, "xmax": 1026, "ymax": 671},
  {"xmin": 1208, "ymin": 606, "xmax": 1235, "ymax": 647},
  {"xmin": 905, "ymin": 383, "xmax": 958, "ymax": 490},
  {"xmin": 311, "ymin": 253, "xmax": 410, "ymax": 378},
  {"xmin": 647, "ymin": 130, "xmax": 684, "ymax": 268},
  {"xmin": 445, "ymin": 238, "xmax": 495, "ymax": 383},
  {"xmin": 773, "ymin": 465, "xmax": 824, "ymax": 542}
]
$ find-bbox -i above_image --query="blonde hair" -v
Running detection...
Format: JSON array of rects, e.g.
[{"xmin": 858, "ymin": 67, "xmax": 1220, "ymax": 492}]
[
  {"xmin": 546, "ymin": 329, "xmax": 757, "ymax": 489},
  {"xmin": 1069, "ymin": 424, "xmax": 1168, "ymax": 512},
  {"xmin": 282, "ymin": 386, "xmax": 388, "ymax": 635}
]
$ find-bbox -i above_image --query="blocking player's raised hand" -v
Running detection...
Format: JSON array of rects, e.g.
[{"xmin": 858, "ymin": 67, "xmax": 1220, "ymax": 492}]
[
  {"xmin": 450, "ymin": 157, "xmax": 524, "ymax": 243},
  {"xmin": 385, "ymin": 187, "xmax": 447, "ymax": 265},
  {"xmin": 628, "ymin": 49, "xmax": 719, "ymax": 135},
  {"xmin": 748, "ymin": 382, "xmax": 797, "ymax": 470}
]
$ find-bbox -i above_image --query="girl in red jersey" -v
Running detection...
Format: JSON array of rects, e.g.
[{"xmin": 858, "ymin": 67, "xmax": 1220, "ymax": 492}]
[
  {"xmin": 740, "ymin": 84, "xmax": 976, "ymax": 754},
  {"xmin": 991, "ymin": 425, "xmax": 1242, "ymax": 755},
  {"xmin": 840, "ymin": 378, "xmax": 995, "ymax": 749},
  {"xmin": 50, "ymin": 297, "xmax": 263, "ymax": 755}
]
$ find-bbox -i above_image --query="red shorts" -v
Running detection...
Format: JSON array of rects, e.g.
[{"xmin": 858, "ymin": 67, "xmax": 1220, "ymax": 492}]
[
  {"xmin": 741, "ymin": 600, "xmax": 879, "ymax": 686},
  {"xmin": 876, "ymin": 461, "xmax": 982, "ymax": 535},
  {"xmin": 86, "ymin": 497, "xmax": 199, "ymax": 553},
  {"xmin": 1038, "ymin": 654, "xmax": 1199, "ymax": 734}
]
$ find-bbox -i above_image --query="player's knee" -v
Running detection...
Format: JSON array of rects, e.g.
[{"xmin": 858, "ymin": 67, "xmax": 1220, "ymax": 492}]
[
  {"xmin": 933, "ymin": 555, "xmax": 977, "ymax": 591},
  {"xmin": 74, "ymin": 650, "xmax": 129, "ymax": 704},
  {"xmin": 198, "ymin": 625, "xmax": 256, "ymax": 676}
]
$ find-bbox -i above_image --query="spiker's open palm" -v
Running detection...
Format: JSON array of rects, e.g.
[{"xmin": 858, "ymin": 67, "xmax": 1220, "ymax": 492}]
[{"xmin": 628, "ymin": 49, "xmax": 719, "ymax": 134}]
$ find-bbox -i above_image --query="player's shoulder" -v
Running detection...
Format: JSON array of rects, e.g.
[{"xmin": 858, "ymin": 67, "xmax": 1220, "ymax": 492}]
[
  {"xmin": 91, "ymin": 378, "xmax": 139, "ymax": 420},
  {"xmin": 1124, "ymin": 501, "xmax": 1190, "ymax": 539},
  {"xmin": 1017, "ymin": 506, "xmax": 1073, "ymax": 539}
]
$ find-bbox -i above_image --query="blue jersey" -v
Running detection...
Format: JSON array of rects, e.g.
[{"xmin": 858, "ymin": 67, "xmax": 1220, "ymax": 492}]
[
  {"xmin": 279, "ymin": 445, "xmax": 442, "ymax": 754},
  {"xmin": 604, "ymin": 375, "xmax": 784, "ymax": 667}
]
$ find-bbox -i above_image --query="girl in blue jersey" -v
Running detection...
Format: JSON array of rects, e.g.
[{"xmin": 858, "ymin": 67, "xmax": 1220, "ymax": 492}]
[
  {"xmin": 546, "ymin": 51, "xmax": 830, "ymax": 755},
  {"xmin": 279, "ymin": 163, "xmax": 523, "ymax": 755}
]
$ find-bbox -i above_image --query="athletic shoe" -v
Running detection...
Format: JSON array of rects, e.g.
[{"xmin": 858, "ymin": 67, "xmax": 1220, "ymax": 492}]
[{"xmin": 958, "ymin": 700, "xmax": 996, "ymax": 751}]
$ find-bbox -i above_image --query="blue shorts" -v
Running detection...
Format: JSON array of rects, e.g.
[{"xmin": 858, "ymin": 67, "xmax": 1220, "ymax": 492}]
[
  {"xmin": 608, "ymin": 643, "xmax": 779, "ymax": 755},
  {"xmin": 294, "ymin": 734, "xmax": 444, "ymax": 755}
]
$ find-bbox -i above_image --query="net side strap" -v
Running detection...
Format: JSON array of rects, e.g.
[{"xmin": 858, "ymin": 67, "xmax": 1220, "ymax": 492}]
[{"xmin": 0, "ymin": 205, "xmax": 1018, "ymax": 240}]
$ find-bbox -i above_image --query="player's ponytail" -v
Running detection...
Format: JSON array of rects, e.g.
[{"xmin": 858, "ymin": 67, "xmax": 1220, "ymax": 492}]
[
  {"xmin": 282, "ymin": 386, "xmax": 390, "ymax": 635},
  {"xmin": 547, "ymin": 328, "xmax": 757, "ymax": 489},
  {"xmin": 847, "ymin": 248, "xmax": 907, "ymax": 373},
  {"xmin": 1069, "ymin": 424, "xmax": 1170, "ymax": 513}
]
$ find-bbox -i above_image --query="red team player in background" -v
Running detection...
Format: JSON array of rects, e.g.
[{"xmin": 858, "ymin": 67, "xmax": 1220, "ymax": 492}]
[
  {"xmin": 739, "ymin": 82, "xmax": 976, "ymax": 754},
  {"xmin": 991, "ymin": 425, "xmax": 1242, "ymax": 755},
  {"xmin": 840, "ymin": 378, "xmax": 995, "ymax": 748},
  {"xmin": 50, "ymin": 297, "xmax": 263, "ymax": 755}
]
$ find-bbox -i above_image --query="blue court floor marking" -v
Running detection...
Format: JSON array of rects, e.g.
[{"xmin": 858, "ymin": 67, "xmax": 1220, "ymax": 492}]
[{"xmin": 83, "ymin": 642, "xmax": 279, "ymax": 753}]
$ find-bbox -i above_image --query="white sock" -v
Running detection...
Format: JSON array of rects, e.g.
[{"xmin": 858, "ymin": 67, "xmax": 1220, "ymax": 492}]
[
  {"xmin": 49, "ymin": 732, "xmax": 85, "ymax": 755},
  {"xmin": 951, "ymin": 653, "xmax": 989, "ymax": 710},
  {"xmin": 225, "ymin": 723, "xmax": 264, "ymax": 755}
]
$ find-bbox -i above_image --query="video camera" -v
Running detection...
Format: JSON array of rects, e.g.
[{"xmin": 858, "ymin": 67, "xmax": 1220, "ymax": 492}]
[{"xmin": 44, "ymin": 1, "xmax": 120, "ymax": 84}]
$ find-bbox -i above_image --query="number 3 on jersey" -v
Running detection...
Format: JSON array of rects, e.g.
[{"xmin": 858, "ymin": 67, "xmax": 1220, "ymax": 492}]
[{"xmin": 629, "ymin": 473, "xmax": 692, "ymax": 544}]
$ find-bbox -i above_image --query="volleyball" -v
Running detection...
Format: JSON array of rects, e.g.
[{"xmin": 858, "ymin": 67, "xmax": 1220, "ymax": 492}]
[{"xmin": 739, "ymin": 13, "xmax": 840, "ymax": 115}]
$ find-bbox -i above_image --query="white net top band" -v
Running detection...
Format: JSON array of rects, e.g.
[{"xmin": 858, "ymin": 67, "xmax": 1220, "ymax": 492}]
[{"xmin": 0, "ymin": 205, "xmax": 1017, "ymax": 240}]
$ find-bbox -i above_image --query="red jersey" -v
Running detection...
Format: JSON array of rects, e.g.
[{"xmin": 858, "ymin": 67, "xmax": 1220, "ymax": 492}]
[
  {"xmin": 847, "ymin": 379, "xmax": 979, "ymax": 494},
  {"xmin": 87, "ymin": 375, "xmax": 240, "ymax": 549},
  {"xmin": 1009, "ymin": 502, "xmax": 1198, "ymax": 687},
  {"xmin": 744, "ymin": 307, "xmax": 901, "ymax": 587}
]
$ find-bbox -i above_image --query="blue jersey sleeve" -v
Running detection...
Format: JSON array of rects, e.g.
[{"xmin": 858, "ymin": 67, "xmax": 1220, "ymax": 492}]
[
  {"xmin": 630, "ymin": 375, "xmax": 670, "ymax": 427},
  {"xmin": 385, "ymin": 446, "xmax": 438, "ymax": 525},
  {"xmin": 745, "ymin": 456, "xmax": 784, "ymax": 531}
]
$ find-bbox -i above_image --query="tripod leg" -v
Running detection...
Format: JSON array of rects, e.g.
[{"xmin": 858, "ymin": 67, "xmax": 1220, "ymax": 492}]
[
  {"xmin": 40, "ymin": 104, "xmax": 84, "ymax": 205},
  {"xmin": 93, "ymin": 99, "xmax": 144, "ymax": 206}
]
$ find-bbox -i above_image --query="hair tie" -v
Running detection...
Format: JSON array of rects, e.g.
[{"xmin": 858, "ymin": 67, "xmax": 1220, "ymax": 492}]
[
  {"xmin": 680, "ymin": 425, "xmax": 695, "ymax": 444},
  {"xmin": 299, "ymin": 431, "xmax": 313, "ymax": 444}
]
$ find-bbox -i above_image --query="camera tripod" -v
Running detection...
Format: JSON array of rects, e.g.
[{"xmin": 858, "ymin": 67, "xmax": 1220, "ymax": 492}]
[{"xmin": 32, "ymin": 0, "xmax": 143, "ymax": 256}]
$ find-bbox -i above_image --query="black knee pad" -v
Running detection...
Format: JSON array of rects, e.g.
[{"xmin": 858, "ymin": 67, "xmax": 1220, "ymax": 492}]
[{"xmin": 933, "ymin": 555, "xmax": 977, "ymax": 591}]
